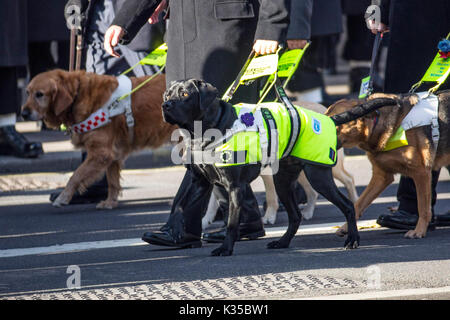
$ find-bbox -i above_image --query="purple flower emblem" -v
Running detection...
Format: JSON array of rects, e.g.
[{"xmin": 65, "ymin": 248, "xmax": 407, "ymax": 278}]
[{"xmin": 240, "ymin": 112, "xmax": 255, "ymax": 127}]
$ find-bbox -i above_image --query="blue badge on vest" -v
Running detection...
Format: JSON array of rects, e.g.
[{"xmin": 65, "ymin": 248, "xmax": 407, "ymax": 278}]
[{"xmin": 312, "ymin": 118, "xmax": 322, "ymax": 135}]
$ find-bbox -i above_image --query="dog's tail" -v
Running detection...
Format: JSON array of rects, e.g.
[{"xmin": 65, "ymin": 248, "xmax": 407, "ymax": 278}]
[{"xmin": 330, "ymin": 98, "xmax": 398, "ymax": 126}]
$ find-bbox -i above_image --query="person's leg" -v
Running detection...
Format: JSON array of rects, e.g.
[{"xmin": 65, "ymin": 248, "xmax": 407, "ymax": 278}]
[
  {"xmin": 28, "ymin": 42, "xmax": 56, "ymax": 79},
  {"xmin": 378, "ymin": 171, "xmax": 440, "ymax": 230},
  {"xmin": 343, "ymin": 15, "xmax": 375, "ymax": 94},
  {"xmin": 0, "ymin": 67, "xmax": 43, "ymax": 158},
  {"xmin": 142, "ymin": 167, "xmax": 213, "ymax": 247},
  {"xmin": 286, "ymin": 38, "xmax": 325, "ymax": 104},
  {"xmin": 49, "ymin": 151, "xmax": 108, "ymax": 203},
  {"xmin": 434, "ymin": 166, "xmax": 450, "ymax": 226},
  {"xmin": 202, "ymin": 184, "xmax": 265, "ymax": 243}
]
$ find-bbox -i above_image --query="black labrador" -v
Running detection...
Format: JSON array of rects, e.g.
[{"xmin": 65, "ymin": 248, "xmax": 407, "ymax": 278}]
[{"xmin": 162, "ymin": 79, "xmax": 396, "ymax": 256}]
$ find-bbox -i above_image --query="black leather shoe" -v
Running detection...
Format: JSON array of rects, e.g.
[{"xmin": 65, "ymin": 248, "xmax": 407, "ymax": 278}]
[
  {"xmin": 0, "ymin": 125, "xmax": 43, "ymax": 158},
  {"xmin": 202, "ymin": 220, "xmax": 266, "ymax": 243},
  {"xmin": 377, "ymin": 210, "xmax": 436, "ymax": 231},
  {"xmin": 435, "ymin": 211, "xmax": 450, "ymax": 227},
  {"xmin": 142, "ymin": 230, "xmax": 202, "ymax": 248},
  {"xmin": 49, "ymin": 187, "xmax": 108, "ymax": 204}
]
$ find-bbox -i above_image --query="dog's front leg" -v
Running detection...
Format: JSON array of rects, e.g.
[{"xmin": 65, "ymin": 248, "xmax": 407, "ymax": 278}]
[
  {"xmin": 211, "ymin": 185, "xmax": 243, "ymax": 256},
  {"xmin": 53, "ymin": 153, "xmax": 111, "ymax": 207},
  {"xmin": 405, "ymin": 172, "xmax": 432, "ymax": 239},
  {"xmin": 96, "ymin": 160, "xmax": 122, "ymax": 209},
  {"xmin": 336, "ymin": 165, "xmax": 394, "ymax": 237},
  {"xmin": 261, "ymin": 175, "xmax": 279, "ymax": 225}
]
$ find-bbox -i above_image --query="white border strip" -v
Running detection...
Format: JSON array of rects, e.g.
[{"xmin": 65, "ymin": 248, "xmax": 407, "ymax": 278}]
[
  {"xmin": 297, "ymin": 286, "xmax": 450, "ymax": 300},
  {"xmin": 0, "ymin": 220, "xmax": 379, "ymax": 259}
]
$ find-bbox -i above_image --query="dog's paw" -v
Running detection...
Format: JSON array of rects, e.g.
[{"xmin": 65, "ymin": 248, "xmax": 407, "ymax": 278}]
[
  {"xmin": 344, "ymin": 233, "xmax": 360, "ymax": 250},
  {"xmin": 301, "ymin": 206, "xmax": 314, "ymax": 220},
  {"xmin": 262, "ymin": 209, "xmax": 277, "ymax": 225},
  {"xmin": 267, "ymin": 240, "xmax": 289, "ymax": 249},
  {"xmin": 211, "ymin": 246, "xmax": 233, "ymax": 256},
  {"xmin": 335, "ymin": 223, "xmax": 348, "ymax": 237},
  {"xmin": 404, "ymin": 229, "xmax": 426, "ymax": 239},
  {"xmin": 96, "ymin": 200, "xmax": 118, "ymax": 210},
  {"xmin": 52, "ymin": 201, "xmax": 63, "ymax": 208},
  {"xmin": 52, "ymin": 195, "xmax": 69, "ymax": 208}
]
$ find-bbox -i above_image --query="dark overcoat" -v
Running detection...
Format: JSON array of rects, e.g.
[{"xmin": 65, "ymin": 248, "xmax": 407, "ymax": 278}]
[
  {"xmin": 310, "ymin": 0, "xmax": 343, "ymax": 36},
  {"xmin": 0, "ymin": 0, "xmax": 28, "ymax": 67},
  {"xmin": 341, "ymin": 0, "xmax": 371, "ymax": 15},
  {"xmin": 380, "ymin": 0, "xmax": 450, "ymax": 92},
  {"xmin": 113, "ymin": 0, "xmax": 291, "ymax": 97},
  {"xmin": 27, "ymin": 0, "xmax": 70, "ymax": 43}
]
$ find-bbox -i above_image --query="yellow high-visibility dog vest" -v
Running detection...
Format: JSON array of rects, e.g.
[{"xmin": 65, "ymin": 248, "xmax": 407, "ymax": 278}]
[{"xmin": 214, "ymin": 103, "xmax": 337, "ymax": 167}]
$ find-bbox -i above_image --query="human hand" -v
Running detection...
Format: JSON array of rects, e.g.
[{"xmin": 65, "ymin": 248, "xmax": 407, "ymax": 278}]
[
  {"xmin": 104, "ymin": 25, "xmax": 124, "ymax": 58},
  {"xmin": 253, "ymin": 40, "xmax": 279, "ymax": 55},
  {"xmin": 287, "ymin": 39, "xmax": 308, "ymax": 50},
  {"xmin": 368, "ymin": 20, "xmax": 389, "ymax": 35},
  {"xmin": 148, "ymin": 0, "xmax": 168, "ymax": 24}
]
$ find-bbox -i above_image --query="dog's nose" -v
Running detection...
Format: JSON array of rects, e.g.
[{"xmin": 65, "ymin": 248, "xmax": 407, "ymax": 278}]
[
  {"xmin": 21, "ymin": 108, "xmax": 31, "ymax": 120},
  {"xmin": 162, "ymin": 101, "xmax": 174, "ymax": 110}
]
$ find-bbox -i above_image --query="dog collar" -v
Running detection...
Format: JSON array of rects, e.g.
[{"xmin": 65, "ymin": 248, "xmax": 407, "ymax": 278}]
[{"xmin": 72, "ymin": 75, "xmax": 133, "ymax": 134}]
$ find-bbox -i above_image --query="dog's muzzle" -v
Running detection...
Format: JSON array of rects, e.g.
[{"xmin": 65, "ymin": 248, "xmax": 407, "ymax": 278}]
[
  {"xmin": 162, "ymin": 101, "xmax": 178, "ymax": 124},
  {"xmin": 21, "ymin": 108, "xmax": 31, "ymax": 120}
]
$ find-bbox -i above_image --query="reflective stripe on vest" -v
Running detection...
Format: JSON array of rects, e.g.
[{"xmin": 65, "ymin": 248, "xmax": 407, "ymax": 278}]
[{"xmin": 214, "ymin": 103, "xmax": 337, "ymax": 167}]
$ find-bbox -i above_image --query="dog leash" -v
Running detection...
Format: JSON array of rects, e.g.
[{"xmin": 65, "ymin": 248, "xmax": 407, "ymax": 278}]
[{"xmin": 359, "ymin": 32, "xmax": 383, "ymax": 99}]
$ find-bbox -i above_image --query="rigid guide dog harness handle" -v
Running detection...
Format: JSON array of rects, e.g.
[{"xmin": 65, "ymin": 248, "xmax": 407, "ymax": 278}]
[
  {"xmin": 210, "ymin": 44, "xmax": 310, "ymax": 167},
  {"xmin": 410, "ymin": 32, "xmax": 450, "ymax": 94}
]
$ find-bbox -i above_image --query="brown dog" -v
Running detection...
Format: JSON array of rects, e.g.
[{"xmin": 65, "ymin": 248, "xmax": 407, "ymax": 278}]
[
  {"xmin": 325, "ymin": 91, "xmax": 450, "ymax": 239},
  {"xmin": 21, "ymin": 69, "xmax": 176, "ymax": 209}
]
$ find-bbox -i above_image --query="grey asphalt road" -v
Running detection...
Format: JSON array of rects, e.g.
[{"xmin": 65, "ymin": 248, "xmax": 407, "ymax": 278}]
[{"xmin": 1, "ymin": 157, "xmax": 450, "ymax": 300}]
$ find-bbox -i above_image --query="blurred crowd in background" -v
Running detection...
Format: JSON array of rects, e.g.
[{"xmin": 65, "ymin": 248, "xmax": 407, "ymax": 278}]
[{"xmin": 0, "ymin": 0, "xmax": 382, "ymax": 159}]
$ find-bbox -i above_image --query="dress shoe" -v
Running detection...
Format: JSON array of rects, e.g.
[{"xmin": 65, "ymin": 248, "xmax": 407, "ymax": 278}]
[
  {"xmin": 202, "ymin": 220, "xmax": 265, "ymax": 243},
  {"xmin": 142, "ymin": 230, "xmax": 202, "ymax": 248},
  {"xmin": 0, "ymin": 125, "xmax": 43, "ymax": 158},
  {"xmin": 435, "ymin": 211, "xmax": 450, "ymax": 227},
  {"xmin": 49, "ymin": 185, "xmax": 108, "ymax": 204},
  {"xmin": 377, "ymin": 209, "xmax": 436, "ymax": 231}
]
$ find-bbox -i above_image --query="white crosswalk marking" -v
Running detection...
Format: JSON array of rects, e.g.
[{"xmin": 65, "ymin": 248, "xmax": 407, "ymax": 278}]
[{"xmin": 0, "ymin": 220, "xmax": 379, "ymax": 259}]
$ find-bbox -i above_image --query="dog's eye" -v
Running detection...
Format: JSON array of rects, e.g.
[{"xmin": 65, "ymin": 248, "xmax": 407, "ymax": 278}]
[
  {"xmin": 183, "ymin": 92, "xmax": 189, "ymax": 97},
  {"xmin": 35, "ymin": 91, "xmax": 44, "ymax": 99}
]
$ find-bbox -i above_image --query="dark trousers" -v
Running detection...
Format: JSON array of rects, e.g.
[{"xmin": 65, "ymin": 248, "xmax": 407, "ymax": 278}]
[
  {"xmin": 397, "ymin": 171, "xmax": 440, "ymax": 215},
  {"xmin": 0, "ymin": 67, "xmax": 19, "ymax": 116},
  {"xmin": 163, "ymin": 167, "xmax": 262, "ymax": 238},
  {"xmin": 163, "ymin": 81, "xmax": 263, "ymax": 237}
]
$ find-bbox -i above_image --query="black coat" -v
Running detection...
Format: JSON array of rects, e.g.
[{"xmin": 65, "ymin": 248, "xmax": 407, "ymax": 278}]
[
  {"xmin": 381, "ymin": 0, "xmax": 450, "ymax": 92},
  {"xmin": 113, "ymin": 0, "xmax": 291, "ymax": 97},
  {"xmin": 27, "ymin": 0, "xmax": 70, "ymax": 43},
  {"xmin": 287, "ymin": 0, "xmax": 313, "ymax": 40},
  {"xmin": 341, "ymin": 0, "xmax": 371, "ymax": 15},
  {"xmin": 0, "ymin": 0, "xmax": 28, "ymax": 67},
  {"xmin": 310, "ymin": 0, "xmax": 343, "ymax": 36}
]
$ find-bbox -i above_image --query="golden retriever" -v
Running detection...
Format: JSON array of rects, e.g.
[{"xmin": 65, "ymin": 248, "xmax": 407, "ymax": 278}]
[{"xmin": 21, "ymin": 69, "xmax": 176, "ymax": 209}]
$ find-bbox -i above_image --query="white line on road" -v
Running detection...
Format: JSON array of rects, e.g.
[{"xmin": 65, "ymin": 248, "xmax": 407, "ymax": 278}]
[
  {"xmin": 297, "ymin": 286, "xmax": 450, "ymax": 300},
  {"xmin": 0, "ymin": 238, "xmax": 146, "ymax": 258},
  {"xmin": 0, "ymin": 220, "xmax": 380, "ymax": 259}
]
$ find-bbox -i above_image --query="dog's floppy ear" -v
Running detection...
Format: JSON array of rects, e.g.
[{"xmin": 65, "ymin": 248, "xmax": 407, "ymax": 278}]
[
  {"xmin": 52, "ymin": 78, "xmax": 75, "ymax": 117},
  {"xmin": 191, "ymin": 79, "xmax": 218, "ymax": 111}
]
